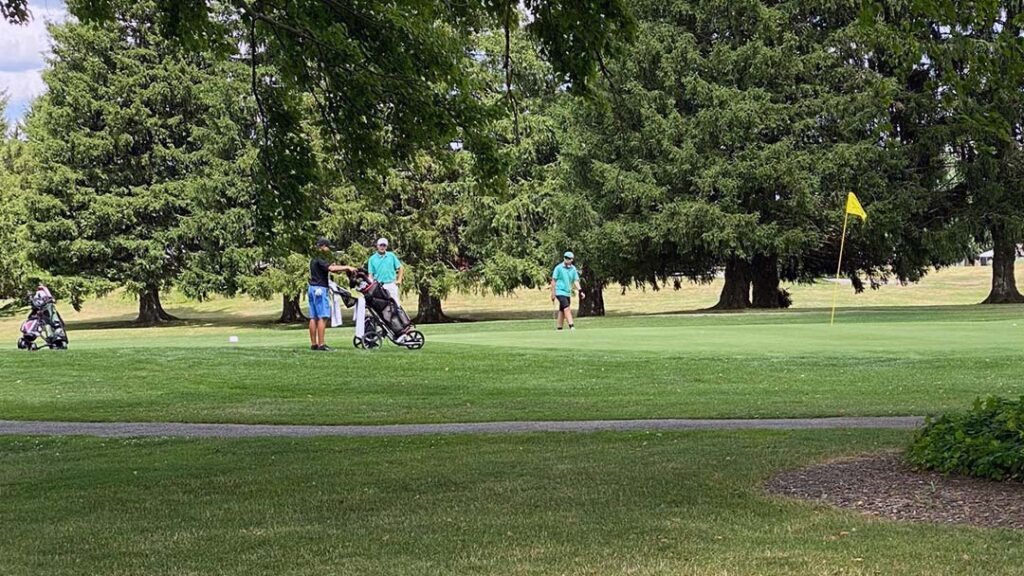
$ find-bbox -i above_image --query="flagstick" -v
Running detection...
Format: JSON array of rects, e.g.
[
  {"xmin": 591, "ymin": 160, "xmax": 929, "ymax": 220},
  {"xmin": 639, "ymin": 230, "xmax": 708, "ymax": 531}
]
[{"xmin": 830, "ymin": 212, "xmax": 850, "ymax": 326}]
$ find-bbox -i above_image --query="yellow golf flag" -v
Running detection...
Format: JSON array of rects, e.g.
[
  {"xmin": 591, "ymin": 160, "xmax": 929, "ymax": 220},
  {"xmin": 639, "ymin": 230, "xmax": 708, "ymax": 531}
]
[
  {"xmin": 846, "ymin": 192, "xmax": 867, "ymax": 221},
  {"xmin": 831, "ymin": 192, "xmax": 867, "ymax": 325}
]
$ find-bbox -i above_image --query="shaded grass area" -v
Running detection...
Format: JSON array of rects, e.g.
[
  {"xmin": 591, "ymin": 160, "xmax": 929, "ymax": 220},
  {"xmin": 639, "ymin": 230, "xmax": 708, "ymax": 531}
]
[
  {"xmin": 1, "ymin": 430, "xmax": 1021, "ymax": 576},
  {"xmin": 2, "ymin": 307, "xmax": 1023, "ymax": 425},
  {"xmin": 2, "ymin": 264, "xmax": 1021, "ymax": 332}
]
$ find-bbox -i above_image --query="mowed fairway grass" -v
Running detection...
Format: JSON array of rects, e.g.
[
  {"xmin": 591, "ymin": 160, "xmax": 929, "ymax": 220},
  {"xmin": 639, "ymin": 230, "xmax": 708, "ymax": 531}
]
[
  {"xmin": 3, "ymin": 270, "xmax": 1024, "ymax": 575},
  {"xmin": 1, "ymin": 305, "xmax": 1023, "ymax": 424},
  {"xmin": 4, "ymin": 429, "xmax": 1024, "ymax": 576}
]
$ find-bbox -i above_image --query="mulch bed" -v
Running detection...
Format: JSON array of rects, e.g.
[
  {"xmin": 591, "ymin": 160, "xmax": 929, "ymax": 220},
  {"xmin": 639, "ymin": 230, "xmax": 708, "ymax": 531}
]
[{"xmin": 764, "ymin": 451, "xmax": 1024, "ymax": 530}]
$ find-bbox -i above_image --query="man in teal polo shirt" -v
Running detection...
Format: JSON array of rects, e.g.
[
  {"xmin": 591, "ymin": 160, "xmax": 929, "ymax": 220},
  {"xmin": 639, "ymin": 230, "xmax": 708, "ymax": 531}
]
[
  {"xmin": 367, "ymin": 237, "xmax": 404, "ymax": 305},
  {"xmin": 550, "ymin": 251, "xmax": 584, "ymax": 331}
]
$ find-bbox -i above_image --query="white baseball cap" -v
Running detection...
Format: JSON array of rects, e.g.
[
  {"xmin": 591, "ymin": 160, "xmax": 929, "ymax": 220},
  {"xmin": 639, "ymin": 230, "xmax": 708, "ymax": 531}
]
[{"xmin": 376, "ymin": 238, "xmax": 389, "ymax": 247}]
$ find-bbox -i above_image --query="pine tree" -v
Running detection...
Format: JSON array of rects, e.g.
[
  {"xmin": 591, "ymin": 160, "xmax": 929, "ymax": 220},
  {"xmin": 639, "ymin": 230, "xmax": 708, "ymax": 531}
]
[
  {"xmin": 26, "ymin": 1, "xmax": 263, "ymax": 322},
  {"xmin": 461, "ymin": 24, "xmax": 575, "ymax": 303},
  {"xmin": 318, "ymin": 151, "xmax": 472, "ymax": 323},
  {"xmin": 0, "ymin": 92, "xmax": 32, "ymax": 300},
  {"xmin": 571, "ymin": 0, "xmax": 917, "ymax": 309},
  {"xmin": 858, "ymin": 0, "xmax": 1024, "ymax": 304}
]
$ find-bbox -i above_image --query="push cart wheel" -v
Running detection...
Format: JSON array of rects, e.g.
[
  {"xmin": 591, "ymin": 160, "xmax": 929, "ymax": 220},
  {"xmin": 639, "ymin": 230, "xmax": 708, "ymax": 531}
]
[
  {"xmin": 363, "ymin": 331, "xmax": 382, "ymax": 349},
  {"xmin": 353, "ymin": 336, "xmax": 364, "ymax": 349},
  {"xmin": 403, "ymin": 330, "xmax": 425, "ymax": 350}
]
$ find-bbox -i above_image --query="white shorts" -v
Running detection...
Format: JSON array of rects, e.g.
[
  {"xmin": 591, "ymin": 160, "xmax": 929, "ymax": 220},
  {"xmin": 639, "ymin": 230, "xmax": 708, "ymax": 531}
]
[{"xmin": 383, "ymin": 282, "xmax": 400, "ymax": 306}]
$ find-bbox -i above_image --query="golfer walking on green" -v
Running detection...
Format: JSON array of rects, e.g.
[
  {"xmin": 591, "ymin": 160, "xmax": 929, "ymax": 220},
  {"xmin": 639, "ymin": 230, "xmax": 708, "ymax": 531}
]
[{"xmin": 551, "ymin": 251, "xmax": 584, "ymax": 331}]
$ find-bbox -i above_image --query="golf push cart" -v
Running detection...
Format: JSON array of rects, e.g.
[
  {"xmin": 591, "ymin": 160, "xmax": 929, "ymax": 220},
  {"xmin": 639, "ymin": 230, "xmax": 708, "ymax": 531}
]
[
  {"xmin": 17, "ymin": 285, "xmax": 69, "ymax": 351},
  {"xmin": 332, "ymin": 269, "xmax": 424, "ymax": 350}
]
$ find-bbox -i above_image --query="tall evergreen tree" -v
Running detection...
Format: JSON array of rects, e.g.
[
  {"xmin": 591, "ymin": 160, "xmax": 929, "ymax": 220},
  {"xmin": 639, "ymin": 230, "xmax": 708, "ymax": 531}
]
[
  {"xmin": 319, "ymin": 151, "xmax": 473, "ymax": 323},
  {"xmin": 0, "ymin": 92, "xmax": 32, "ymax": 300},
  {"xmin": 26, "ymin": 1, "xmax": 263, "ymax": 322},
  {"xmin": 551, "ymin": 102, "xmax": 693, "ymax": 316},
  {"xmin": 461, "ymin": 24, "xmax": 576, "ymax": 303},
  {"xmin": 318, "ymin": 22, "xmax": 546, "ymax": 323},
  {"xmin": 856, "ymin": 0, "xmax": 1024, "ymax": 304},
  {"xmin": 467, "ymin": 19, "xmax": 682, "ymax": 317},
  {"xmin": 570, "ymin": 0, "xmax": 919, "ymax": 310}
]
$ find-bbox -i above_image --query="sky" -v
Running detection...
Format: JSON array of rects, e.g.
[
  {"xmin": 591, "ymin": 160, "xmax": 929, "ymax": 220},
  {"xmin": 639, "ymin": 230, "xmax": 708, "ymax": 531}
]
[{"xmin": 0, "ymin": 0, "xmax": 67, "ymax": 127}]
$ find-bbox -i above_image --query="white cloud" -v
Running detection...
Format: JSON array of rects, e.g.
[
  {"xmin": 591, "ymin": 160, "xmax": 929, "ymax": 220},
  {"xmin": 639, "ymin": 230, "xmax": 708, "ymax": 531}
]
[
  {"xmin": 0, "ymin": 1, "xmax": 66, "ymax": 122},
  {"xmin": 0, "ymin": 68, "xmax": 46, "ymax": 101},
  {"xmin": 0, "ymin": 3, "xmax": 66, "ymax": 72}
]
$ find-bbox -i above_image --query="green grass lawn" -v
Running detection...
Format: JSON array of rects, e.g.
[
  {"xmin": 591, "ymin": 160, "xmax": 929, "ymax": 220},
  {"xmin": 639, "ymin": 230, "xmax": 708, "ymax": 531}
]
[
  {"xmin": 2, "ymin": 305, "xmax": 1023, "ymax": 424},
  {"xmin": 2, "ymin": 429, "xmax": 1021, "ymax": 576},
  {"xmin": 3, "ymin": 269, "xmax": 1023, "ymax": 575}
]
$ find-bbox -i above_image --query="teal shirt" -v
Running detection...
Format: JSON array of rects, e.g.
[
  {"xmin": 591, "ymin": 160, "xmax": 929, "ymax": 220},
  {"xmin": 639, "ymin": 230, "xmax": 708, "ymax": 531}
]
[
  {"xmin": 368, "ymin": 251, "xmax": 402, "ymax": 283},
  {"xmin": 552, "ymin": 264, "xmax": 579, "ymax": 297}
]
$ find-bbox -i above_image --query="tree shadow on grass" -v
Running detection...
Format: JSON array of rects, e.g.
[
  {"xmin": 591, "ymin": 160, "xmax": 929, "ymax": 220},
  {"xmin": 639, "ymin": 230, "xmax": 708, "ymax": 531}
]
[
  {"xmin": 0, "ymin": 301, "xmax": 26, "ymax": 318},
  {"xmin": 440, "ymin": 308, "xmax": 744, "ymax": 322},
  {"xmin": 59, "ymin": 301, "xmax": 1024, "ymax": 332},
  {"xmin": 65, "ymin": 305, "xmax": 302, "ymax": 332},
  {"xmin": 676, "ymin": 303, "xmax": 1024, "ymax": 325},
  {"xmin": 448, "ymin": 302, "xmax": 1024, "ymax": 324}
]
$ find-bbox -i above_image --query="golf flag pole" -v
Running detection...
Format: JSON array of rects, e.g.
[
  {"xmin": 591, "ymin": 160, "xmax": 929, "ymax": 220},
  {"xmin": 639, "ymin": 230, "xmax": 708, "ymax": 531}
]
[{"xmin": 831, "ymin": 193, "xmax": 867, "ymax": 325}]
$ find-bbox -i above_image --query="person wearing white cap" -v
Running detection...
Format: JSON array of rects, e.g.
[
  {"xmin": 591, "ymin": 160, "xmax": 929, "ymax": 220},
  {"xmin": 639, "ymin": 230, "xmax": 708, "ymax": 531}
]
[
  {"xmin": 550, "ymin": 251, "xmax": 584, "ymax": 331},
  {"xmin": 367, "ymin": 237, "xmax": 404, "ymax": 305}
]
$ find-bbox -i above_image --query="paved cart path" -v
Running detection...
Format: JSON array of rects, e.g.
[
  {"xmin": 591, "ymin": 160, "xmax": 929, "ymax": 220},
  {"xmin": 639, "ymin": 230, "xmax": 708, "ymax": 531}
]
[{"xmin": 0, "ymin": 416, "xmax": 924, "ymax": 438}]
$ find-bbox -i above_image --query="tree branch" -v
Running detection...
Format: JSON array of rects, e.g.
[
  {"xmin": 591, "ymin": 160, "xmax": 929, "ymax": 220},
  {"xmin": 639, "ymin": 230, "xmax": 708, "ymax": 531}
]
[
  {"xmin": 504, "ymin": 5, "xmax": 520, "ymax": 144},
  {"xmin": 248, "ymin": 6, "xmax": 274, "ymax": 176}
]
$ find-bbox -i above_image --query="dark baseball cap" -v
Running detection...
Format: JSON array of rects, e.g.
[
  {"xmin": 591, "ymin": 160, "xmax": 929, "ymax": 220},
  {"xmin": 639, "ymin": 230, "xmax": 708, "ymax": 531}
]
[{"xmin": 316, "ymin": 237, "xmax": 333, "ymax": 248}]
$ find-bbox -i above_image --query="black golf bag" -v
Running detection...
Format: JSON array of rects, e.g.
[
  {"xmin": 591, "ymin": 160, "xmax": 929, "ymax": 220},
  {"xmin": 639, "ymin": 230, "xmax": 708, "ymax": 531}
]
[
  {"xmin": 345, "ymin": 269, "xmax": 424, "ymax": 349},
  {"xmin": 18, "ymin": 286, "xmax": 68, "ymax": 351},
  {"xmin": 365, "ymin": 283, "xmax": 414, "ymax": 336}
]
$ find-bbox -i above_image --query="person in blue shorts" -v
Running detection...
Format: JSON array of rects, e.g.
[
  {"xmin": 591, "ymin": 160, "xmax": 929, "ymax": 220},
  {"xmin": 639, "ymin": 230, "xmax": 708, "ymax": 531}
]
[
  {"xmin": 550, "ymin": 251, "xmax": 584, "ymax": 331},
  {"xmin": 309, "ymin": 238, "xmax": 356, "ymax": 351}
]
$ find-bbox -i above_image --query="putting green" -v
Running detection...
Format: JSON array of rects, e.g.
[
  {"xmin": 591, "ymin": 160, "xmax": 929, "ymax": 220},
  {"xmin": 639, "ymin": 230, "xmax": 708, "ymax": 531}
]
[{"xmin": 431, "ymin": 317, "xmax": 1024, "ymax": 356}]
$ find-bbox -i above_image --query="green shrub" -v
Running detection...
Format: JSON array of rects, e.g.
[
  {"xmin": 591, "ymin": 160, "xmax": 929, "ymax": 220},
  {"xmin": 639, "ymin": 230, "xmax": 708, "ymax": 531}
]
[{"xmin": 908, "ymin": 396, "xmax": 1024, "ymax": 481}]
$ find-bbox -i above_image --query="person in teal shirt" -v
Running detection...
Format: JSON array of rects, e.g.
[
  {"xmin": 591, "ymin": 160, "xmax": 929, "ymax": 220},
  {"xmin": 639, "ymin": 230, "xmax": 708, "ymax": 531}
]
[
  {"xmin": 367, "ymin": 237, "xmax": 404, "ymax": 305},
  {"xmin": 550, "ymin": 251, "xmax": 584, "ymax": 331}
]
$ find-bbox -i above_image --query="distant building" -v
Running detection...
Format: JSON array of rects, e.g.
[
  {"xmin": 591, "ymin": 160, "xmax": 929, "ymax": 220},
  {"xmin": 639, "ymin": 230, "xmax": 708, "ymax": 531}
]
[{"xmin": 973, "ymin": 245, "xmax": 1024, "ymax": 266}]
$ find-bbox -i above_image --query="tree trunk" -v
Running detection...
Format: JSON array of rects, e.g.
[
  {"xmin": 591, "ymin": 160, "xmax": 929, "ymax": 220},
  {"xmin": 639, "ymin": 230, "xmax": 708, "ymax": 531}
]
[
  {"xmin": 750, "ymin": 254, "xmax": 790, "ymax": 309},
  {"xmin": 577, "ymin": 270, "xmax": 605, "ymax": 317},
  {"xmin": 982, "ymin": 224, "xmax": 1024, "ymax": 304},
  {"xmin": 713, "ymin": 256, "xmax": 751, "ymax": 310},
  {"xmin": 278, "ymin": 293, "xmax": 308, "ymax": 324},
  {"xmin": 414, "ymin": 285, "xmax": 449, "ymax": 323},
  {"xmin": 137, "ymin": 286, "xmax": 178, "ymax": 324}
]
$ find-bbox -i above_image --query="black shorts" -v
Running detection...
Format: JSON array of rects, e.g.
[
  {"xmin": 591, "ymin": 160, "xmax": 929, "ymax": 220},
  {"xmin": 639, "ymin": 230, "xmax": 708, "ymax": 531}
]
[{"xmin": 556, "ymin": 295, "xmax": 571, "ymax": 311}]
